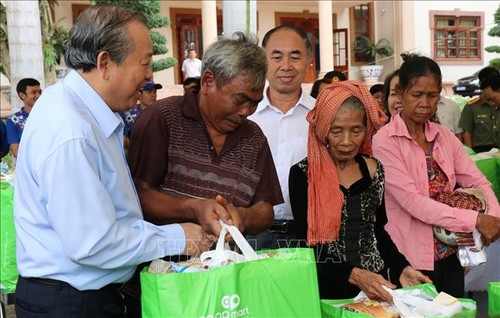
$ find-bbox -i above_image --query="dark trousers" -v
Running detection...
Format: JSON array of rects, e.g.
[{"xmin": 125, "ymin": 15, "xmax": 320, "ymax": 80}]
[
  {"xmin": 246, "ymin": 220, "xmax": 298, "ymax": 250},
  {"xmin": 421, "ymin": 254, "xmax": 465, "ymax": 298},
  {"xmin": 15, "ymin": 276, "xmax": 125, "ymax": 318}
]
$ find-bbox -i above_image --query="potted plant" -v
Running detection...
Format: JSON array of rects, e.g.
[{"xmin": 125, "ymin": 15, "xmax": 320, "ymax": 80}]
[{"xmin": 353, "ymin": 35, "xmax": 394, "ymax": 83}]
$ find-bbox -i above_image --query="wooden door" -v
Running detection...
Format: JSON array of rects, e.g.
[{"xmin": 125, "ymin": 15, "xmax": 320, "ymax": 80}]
[{"xmin": 333, "ymin": 28, "xmax": 348, "ymax": 79}]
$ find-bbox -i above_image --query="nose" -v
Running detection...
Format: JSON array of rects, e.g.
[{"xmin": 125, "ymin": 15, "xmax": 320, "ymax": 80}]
[
  {"xmin": 339, "ymin": 132, "xmax": 353, "ymax": 146},
  {"xmin": 145, "ymin": 67, "xmax": 153, "ymax": 81},
  {"xmin": 280, "ymin": 57, "xmax": 293, "ymax": 70},
  {"xmin": 238, "ymin": 103, "xmax": 258, "ymax": 118}
]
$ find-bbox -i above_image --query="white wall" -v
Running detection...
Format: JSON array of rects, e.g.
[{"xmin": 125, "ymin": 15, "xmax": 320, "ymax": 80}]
[{"xmin": 411, "ymin": 1, "xmax": 500, "ymax": 84}]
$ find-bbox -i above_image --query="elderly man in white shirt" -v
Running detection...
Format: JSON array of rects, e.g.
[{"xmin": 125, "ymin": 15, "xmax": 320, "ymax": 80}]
[{"xmin": 248, "ymin": 25, "xmax": 316, "ymax": 250}]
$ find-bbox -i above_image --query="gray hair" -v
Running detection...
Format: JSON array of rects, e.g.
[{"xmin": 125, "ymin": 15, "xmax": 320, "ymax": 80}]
[
  {"xmin": 64, "ymin": 5, "xmax": 148, "ymax": 72},
  {"xmin": 201, "ymin": 32, "xmax": 267, "ymax": 91},
  {"xmin": 339, "ymin": 96, "xmax": 367, "ymax": 127}
]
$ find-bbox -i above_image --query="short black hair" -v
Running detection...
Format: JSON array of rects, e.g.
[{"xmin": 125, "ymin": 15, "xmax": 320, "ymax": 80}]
[
  {"xmin": 324, "ymin": 70, "xmax": 346, "ymax": 82},
  {"xmin": 480, "ymin": 74, "xmax": 500, "ymax": 92},
  {"xmin": 16, "ymin": 78, "xmax": 40, "ymax": 96},
  {"xmin": 183, "ymin": 77, "xmax": 200, "ymax": 87},
  {"xmin": 369, "ymin": 84, "xmax": 384, "ymax": 95},
  {"xmin": 310, "ymin": 78, "xmax": 329, "ymax": 98},
  {"xmin": 262, "ymin": 25, "xmax": 311, "ymax": 55},
  {"xmin": 478, "ymin": 66, "xmax": 499, "ymax": 83}
]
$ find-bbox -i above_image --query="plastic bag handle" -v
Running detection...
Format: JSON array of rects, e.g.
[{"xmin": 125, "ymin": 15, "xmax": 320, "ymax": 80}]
[
  {"xmin": 200, "ymin": 221, "xmax": 260, "ymax": 267},
  {"xmin": 218, "ymin": 220, "xmax": 259, "ymax": 260}
]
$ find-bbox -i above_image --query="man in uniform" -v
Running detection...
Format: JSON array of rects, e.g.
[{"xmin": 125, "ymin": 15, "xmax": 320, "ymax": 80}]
[{"xmin": 459, "ymin": 67, "xmax": 500, "ymax": 153}]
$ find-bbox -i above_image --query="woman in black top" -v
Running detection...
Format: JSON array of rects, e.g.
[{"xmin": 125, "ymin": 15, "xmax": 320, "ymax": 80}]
[{"xmin": 289, "ymin": 81, "xmax": 430, "ymax": 301}]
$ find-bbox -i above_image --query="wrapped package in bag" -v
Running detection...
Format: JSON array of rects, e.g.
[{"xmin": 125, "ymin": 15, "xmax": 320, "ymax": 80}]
[
  {"xmin": 141, "ymin": 222, "xmax": 321, "ymax": 317},
  {"xmin": 489, "ymin": 282, "xmax": 500, "ymax": 317},
  {"xmin": 321, "ymin": 284, "xmax": 476, "ymax": 318},
  {"xmin": 0, "ymin": 181, "xmax": 18, "ymax": 293}
]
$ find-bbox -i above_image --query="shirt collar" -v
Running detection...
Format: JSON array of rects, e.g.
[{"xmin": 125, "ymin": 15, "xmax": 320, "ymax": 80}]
[
  {"xmin": 254, "ymin": 87, "xmax": 315, "ymax": 114},
  {"xmin": 388, "ymin": 112, "xmax": 440, "ymax": 141},
  {"xmin": 63, "ymin": 70, "xmax": 121, "ymax": 138}
]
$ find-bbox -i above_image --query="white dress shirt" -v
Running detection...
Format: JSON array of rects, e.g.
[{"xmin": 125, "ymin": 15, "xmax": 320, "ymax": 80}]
[
  {"xmin": 249, "ymin": 89, "xmax": 316, "ymax": 220},
  {"xmin": 437, "ymin": 97, "xmax": 463, "ymax": 135},
  {"xmin": 14, "ymin": 70, "xmax": 185, "ymax": 290}
]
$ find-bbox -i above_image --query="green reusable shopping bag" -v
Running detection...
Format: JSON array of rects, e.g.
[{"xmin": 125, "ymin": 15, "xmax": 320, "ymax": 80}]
[
  {"xmin": 0, "ymin": 181, "xmax": 18, "ymax": 293},
  {"xmin": 489, "ymin": 282, "xmax": 500, "ymax": 317},
  {"xmin": 141, "ymin": 247, "xmax": 321, "ymax": 317},
  {"xmin": 320, "ymin": 284, "xmax": 476, "ymax": 318}
]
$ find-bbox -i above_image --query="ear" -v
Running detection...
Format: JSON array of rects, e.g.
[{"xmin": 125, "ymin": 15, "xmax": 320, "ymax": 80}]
[
  {"xmin": 96, "ymin": 51, "xmax": 112, "ymax": 79},
  {"xmin": 200, "ymin": 70, "xmax": 215, "ymax": 94},
  {"xmin": 18, "ymin": 92, "xmax": 27, "ymax": 101}
]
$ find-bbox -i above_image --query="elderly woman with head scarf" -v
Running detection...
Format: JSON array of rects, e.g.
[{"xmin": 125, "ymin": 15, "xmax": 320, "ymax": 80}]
[{"xmin": 289, "ymin": 81, "xmax": 431, "ymax": 301}]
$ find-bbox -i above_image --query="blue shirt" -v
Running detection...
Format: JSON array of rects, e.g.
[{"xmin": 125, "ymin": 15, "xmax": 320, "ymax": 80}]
[
  {"xmin": 0, "ymin": 120, "xmax": 8, "ymax": 157},
  {"xmin": 119, "ymin": 104, "xmax": 143, "ymax": 137},
  {"xmin": 14, "ymin": 70, "xmax": 186, "ymax": 290},
  {"xmin": 6, "ymin": 107, "xmax": 29, "ymax": 145}
]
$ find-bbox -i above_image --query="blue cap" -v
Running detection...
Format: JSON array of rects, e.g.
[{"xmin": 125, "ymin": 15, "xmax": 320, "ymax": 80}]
[{"xmin": 142, "ymin": 80, "xmax": 162, "ymax": 91}]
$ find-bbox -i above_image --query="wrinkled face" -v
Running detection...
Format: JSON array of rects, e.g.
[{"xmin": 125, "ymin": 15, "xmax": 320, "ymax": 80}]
[
  {"xmin": 265, "ymin": 29, "xmax": 310, "ymax": 95},
  {"xmin": 482, "ymin": 87, "xmax": 500, "ymax": 107},
  {"xmin": 327, "ymin": 108, "xmax": 366, "ymax": 163},
  {"xmin": 139, "ymin": 88, "xmax": 157, "ymax": 108},
  {"xmin": 372, "ymin": 91, "xmax": 384, "ymax": 107},
  {"xmin": 200, "ymin": 72, "xmax": 263, "ymax": 135},
  {"xmin": 107, "ymin": 21, "xmax": 153, "ymax": 112},
  {"xmin": 399, "ymin": 75, "xmax": 441, "ymax": 126},
  {"xmin": 20, "ymin": 85, "xmax": 42, "ymax": 108},
  {"xmin": 388, "ymin": 75, "xmax": 402, "ymax": 114}
]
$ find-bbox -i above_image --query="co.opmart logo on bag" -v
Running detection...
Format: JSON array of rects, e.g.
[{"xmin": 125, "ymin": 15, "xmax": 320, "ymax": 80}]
[{"xmin": 200, "ymin": 293, "xmax": 250, "ymax": 318}]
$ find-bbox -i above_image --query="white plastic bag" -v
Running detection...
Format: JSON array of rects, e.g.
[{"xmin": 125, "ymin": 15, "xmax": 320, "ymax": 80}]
[{"xmin": 200, "ymin": 220, "xmax": 266, "ymax": 268}]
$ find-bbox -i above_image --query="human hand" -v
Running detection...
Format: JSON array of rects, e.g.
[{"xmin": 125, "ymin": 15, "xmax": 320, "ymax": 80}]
[
  {"xmin": 475, "ymin": 214, "xmax": 500, "ymax": 246},
  {"xmin": 180, "ymin": 223, "xmax": 214, "ymax": 256},
  {"xmin": 455, "ymin": 232, "xmax": 475, "ymax": 246},
  {"xmin": 348, "ymin": 267, "xmax": 396, "ymax": 302},
  {"xmin": 399, "ymin": 266, "xmax": 432, "ymax": 287},
  {"xmin": 190, "ymin": 198, "xmax": 232, "ymax": 237},
  {"xmin": 215, "ymin": 195, "xmax": 245, "ymax": 233}
]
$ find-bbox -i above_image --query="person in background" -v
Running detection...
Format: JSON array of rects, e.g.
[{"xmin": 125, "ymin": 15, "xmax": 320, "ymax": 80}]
[
  {"xmin": 126, "ymin": 32, "xmax": 283, "ymax": 316},
  {"xmin": 247, "ymin": 25, "xmax": 316, "ymax": 249},
  {"xmin": 310, "ymin": 78, "xmax": 330, "ymax": 99},
  {"xmin": 324, "ymin": 70, "xmax": 347, "ymax": 83},
  {"xmin": 382, "ymin": 69, "xmax": 401, "ymax": 117},
  {"xmin": 480, "ymin": 74, "xmax": 500, "ymax": 108},
  {"xmin": 459, "ymin": 66, "xmax": 500, "ymax": 153},
  {"xmin": 436, "ymin": 96, "xmax": 463, "ymax": 141},
  {"xmin": 373, "ymin": 54, "xmax": 500, "ymax": 298},
  {"xmin": 120, "ymin": 80, "xmax": 162, "ymax": 149},
  {"xmin": 0, "ymin": 120, "xmax": 8, "ymax": 159},
  {"xmin": 13, "ymin": 6, "xmax": 211, "ymax": 317},
  {"xmin": 5, "ymin": 78, "xmax": 41, "ymax": 157},
  {"xmin": 181, "ymin": 49, "xmax": 202, "ymax": 80},
  {"xmin": 182, "ymin": 76, "xmax": 200, "ymax": 94},
  {"xmin": 369, "ymin": 83, "xmax": 384, "ymax": 109},
  {"xmin": 290, "ymin": 81, "xmax": 431, "ymax": 301}
]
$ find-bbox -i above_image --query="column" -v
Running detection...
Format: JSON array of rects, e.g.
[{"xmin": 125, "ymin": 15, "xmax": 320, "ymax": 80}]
[
  {"xmin": 6, "ymin": 0, "xmax": 44, "ymax": 112},
  {"xmin": 202, "ymin": 0, "xmax": 218, "ymax": 52},
  {"xmin": 222, "ymin": 0, "xmax": 257, "ymax": 37},
  {"xmin": 318, "ymin": 0, "xmax": 334, "ymax": 79}
]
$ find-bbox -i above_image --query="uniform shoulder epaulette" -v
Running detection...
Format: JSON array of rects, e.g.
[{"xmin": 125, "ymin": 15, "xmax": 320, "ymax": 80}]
[{"xmin": 466, "ymin": 96, "xmax": 481, "ymax": 106}]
